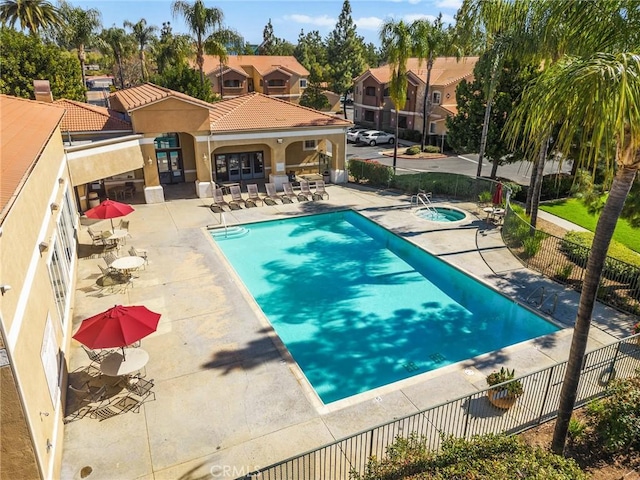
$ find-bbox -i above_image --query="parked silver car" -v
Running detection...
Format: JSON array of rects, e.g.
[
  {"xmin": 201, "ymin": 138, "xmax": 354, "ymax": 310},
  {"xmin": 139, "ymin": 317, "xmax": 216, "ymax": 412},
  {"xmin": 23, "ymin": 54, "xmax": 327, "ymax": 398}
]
[
  {"xmin": 347, "ymin": 127, "xmax": 368, "ymax": 143},
  {"xmin": 356, "ymin": 130, "xmax": 395, "ymax": 146}
]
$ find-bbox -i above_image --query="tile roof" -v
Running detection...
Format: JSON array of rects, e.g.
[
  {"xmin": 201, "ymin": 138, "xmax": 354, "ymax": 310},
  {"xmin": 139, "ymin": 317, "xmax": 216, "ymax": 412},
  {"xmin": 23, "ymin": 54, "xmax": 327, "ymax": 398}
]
[
  {"xmin": 1, "ymin": 95, "xmax": 65, "ymax": 219},
  {"xmin": 208, "ymin": 93, "xmax": 351, "ymax": 133},
  {"xmin": 358, "ymin": 57, "xmax": 479, "ymax": 86},
  {"xmin": 109, "ymin": 83, "xmax": 214, "ymax": 112},
  {"xmin": 53, "ymin": 99, "xmax": 131, "ymax": 132},
  {"xmin": 202, "ymin": 55, "xmax": 309, "ymax": 77}
]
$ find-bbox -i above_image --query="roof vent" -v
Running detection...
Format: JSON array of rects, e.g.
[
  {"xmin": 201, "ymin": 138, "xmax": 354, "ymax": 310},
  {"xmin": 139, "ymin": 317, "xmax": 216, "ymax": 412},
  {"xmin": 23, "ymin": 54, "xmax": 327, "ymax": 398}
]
[{"xmin": 34, "ymin": 80, "xmax": 53, "ymax": 103}]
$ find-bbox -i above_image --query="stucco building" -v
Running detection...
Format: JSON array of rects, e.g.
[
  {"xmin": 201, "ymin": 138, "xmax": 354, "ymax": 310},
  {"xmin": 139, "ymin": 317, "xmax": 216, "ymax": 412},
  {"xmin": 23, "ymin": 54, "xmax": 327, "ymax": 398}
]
[{"xmin": 353, "ymin": 57, "xmax": 478, "ymax": 147}]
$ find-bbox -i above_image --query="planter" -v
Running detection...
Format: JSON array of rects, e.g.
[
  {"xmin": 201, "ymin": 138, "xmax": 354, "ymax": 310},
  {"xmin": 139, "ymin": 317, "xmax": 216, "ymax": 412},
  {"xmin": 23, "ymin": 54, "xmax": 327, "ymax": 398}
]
[{"xmin": 488, "ymin": 388, "xmax": 520, "ymax": 409}]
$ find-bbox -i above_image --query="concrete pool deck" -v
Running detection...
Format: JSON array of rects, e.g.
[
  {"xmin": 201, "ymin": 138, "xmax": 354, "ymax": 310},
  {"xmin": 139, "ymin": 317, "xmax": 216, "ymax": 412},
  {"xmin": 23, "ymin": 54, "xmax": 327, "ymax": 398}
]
[{"xmin": 62, "ymin": 184, "xmax": 635, "ymax": 479}]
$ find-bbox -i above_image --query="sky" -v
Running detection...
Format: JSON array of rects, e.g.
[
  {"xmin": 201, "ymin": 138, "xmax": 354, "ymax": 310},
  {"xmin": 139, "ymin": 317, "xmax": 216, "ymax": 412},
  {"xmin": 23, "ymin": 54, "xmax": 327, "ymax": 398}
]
[{"xmin": 67, "ymin": 0, "xmax": 462, "ymax": 47}]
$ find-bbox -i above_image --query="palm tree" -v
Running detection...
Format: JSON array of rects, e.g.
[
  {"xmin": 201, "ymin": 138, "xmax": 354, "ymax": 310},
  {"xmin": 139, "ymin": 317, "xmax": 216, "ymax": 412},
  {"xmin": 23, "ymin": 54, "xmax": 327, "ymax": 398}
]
[
  {"xmin": 411, "ymin": 15, "xmax": 460, "ymax": 151},
  {"xmin": 0, "ymin": 0, "xmax": 61, "ymax": 34},
  {"xmin": 204, "ymin": 27, "xmax": 243, "ymax": 97},
  {"xmin": 508, "ymin": 52, "xmax": 640, "ymax": 454},
  {"xmin": 99, "ymin": 26, "xmax": 130, "ymax": 89},
  {"xmin": 57, "ymin": 2, "xmax": 101, "ymax": 98},
  {"xmin": 124, "ymin": 18, "xmax": 157, "ymax": 82},
  {"xmin": 171, "ymin": 0, "xmax": 224, "ymax": 86},
  {"xmin": 380, "ymin": 19, "xmax": 412, "ymax": 171}
]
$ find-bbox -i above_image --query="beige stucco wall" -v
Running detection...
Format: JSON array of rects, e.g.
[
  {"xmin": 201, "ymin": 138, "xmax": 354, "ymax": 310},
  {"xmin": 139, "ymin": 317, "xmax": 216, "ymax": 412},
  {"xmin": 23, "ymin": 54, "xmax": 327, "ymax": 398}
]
[
  {"xmin": 130, "ymin": 98, "xmax": 211, "ymax": 133},
  {"xmin": 0, "ymin": 128, "xmax": 76, "ymax": 479},
  {"xmin": 67, "ymin": 142, "xmax": 145, "ymax": 186}
]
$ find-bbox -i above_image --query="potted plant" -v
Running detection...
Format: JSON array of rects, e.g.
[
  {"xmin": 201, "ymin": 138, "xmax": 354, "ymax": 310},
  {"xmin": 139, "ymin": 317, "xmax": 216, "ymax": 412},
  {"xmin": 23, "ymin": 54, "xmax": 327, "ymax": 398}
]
[{"xmin": 486, "ymin": 367, "xmax": 523, "ymax": 409}]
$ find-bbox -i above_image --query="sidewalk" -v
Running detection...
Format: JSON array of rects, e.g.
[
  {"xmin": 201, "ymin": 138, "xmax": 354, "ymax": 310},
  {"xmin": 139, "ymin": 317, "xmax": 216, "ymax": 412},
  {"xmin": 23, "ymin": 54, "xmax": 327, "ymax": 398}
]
[{"xmin": 537, "ymin": 210, "xmax": 589, "ymax": 232}]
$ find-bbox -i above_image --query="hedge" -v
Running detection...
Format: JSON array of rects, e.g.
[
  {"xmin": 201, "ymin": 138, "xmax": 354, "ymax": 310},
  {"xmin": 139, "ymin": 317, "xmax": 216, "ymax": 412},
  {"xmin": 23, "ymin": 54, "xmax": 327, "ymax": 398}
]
[
  {"xmin": 347, "ymin": 158, "xmax": 393, "ymax": 186},
  {"xmin": 560, "ymin": 231, "xmax": 640, "ymax": 283}
]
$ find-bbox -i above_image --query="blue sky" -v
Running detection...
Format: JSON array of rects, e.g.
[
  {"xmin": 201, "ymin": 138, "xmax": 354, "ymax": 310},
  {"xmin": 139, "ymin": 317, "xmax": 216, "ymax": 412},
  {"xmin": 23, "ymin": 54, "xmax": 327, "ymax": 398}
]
[{"xmin": 67, "ymin": 0, "xmax": 462, "ymax": 47}]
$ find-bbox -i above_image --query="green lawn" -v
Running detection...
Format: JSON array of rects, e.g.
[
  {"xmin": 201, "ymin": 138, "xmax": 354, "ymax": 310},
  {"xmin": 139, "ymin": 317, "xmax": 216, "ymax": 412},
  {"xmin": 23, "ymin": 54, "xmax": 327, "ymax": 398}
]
[{"xmin": 540, "ymin": 198, "xmax": 640, "ymax": 253}]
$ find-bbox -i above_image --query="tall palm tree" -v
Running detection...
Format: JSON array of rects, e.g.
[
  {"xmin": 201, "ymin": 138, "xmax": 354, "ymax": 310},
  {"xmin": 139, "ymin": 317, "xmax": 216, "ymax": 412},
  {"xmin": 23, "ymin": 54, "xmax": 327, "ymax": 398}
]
[
  {"xmin": 124, "ymin": 18, "xmax": 157, "ymax": 82},
  {"xmin": 380, "ymin": 19, "xmax": 412, "ymax": 171},
  {"xmin": 57, "ymin": 2, "xmax": 101, "ymax": 99},
  {"xmin": 456, "ymin": 0, "xmax": 535, "ymax": 178},
  {"xmin": 411, "ymin": 15, "xmax": 460, "ymax": 151},
  {"xmin": 171, "ymin": 0, "xmax": 224, "ymax": 86},
  {"xmin": 98, "ymin": 26, "xmax": 130, "ymax": 89},
  {"xmin": 508, "ymin": 52, "xmax": 640, "ymax": 454},
  {"xmin": 0, "ymin": 0, "xmax": 61, "ymax": 34},
  {"xmin": 204, "ymin": 27, "xmax": 243, "ymax": 97}
]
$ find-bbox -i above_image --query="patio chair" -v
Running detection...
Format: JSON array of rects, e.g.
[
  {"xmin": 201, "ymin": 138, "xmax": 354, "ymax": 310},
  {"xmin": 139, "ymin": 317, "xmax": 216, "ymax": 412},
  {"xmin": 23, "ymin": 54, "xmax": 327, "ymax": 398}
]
[
  {"xmin": 87, "ymin": 227, "xmax": 108, "ymax": 247},
  {"xmin": 124, "ymin": 377, "xmax": 156, "ymax": 402},
  {"xmin": 81, "ymin": 345, "xmax": 111, "ymax": 366},
  {"xmin": 98, "ymin": 264, "xmax": 131, "ymax": 292},
  {"xmin": 313, "ymin": 180, "xmax": 330, "ymax": 200},
  {"xmin": 263, "ymin": 183, "xmax": 284, "ymax": 205},
  {"xmin": 298, "ymin": 181, "xmax": 313, "ymax": 201},
  {"xmin": 281, "ymin": 183, "xmax": 298, "ymax": 204},
  {"xmin": 91, "ymin": 396, "xmax": 137, "ymax": 421},
  {"xmin": 128, "ymin": 246, "xmax": 148, "ymax": 267},
  {"xmin": 229, "ymin": 185, "xmax": 246, "ymax": 209},
  {"xmin": 245, "ymin": 184, "xmax": 263, "ymax": 207},
  {"xmin": 123, "ymin": 182, "xmax": 136, "ymax": 199},
  {"xmin": 104, "ymin": 252, "xmax": 118, "ymax": 267},
  {"xmin": 68, "ymin": 382, "xmax": 108, "ymax": 404},
  {"xmin": 209, "ymin": 188, "xmax": 230, "ymax": 212}
]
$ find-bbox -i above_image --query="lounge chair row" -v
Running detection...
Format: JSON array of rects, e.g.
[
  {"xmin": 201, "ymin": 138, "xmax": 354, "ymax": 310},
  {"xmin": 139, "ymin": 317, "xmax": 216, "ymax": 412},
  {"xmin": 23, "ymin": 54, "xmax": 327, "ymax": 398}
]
[{"xmin": 210, "ymin": 181, "xmax": 329, "ymax": 212}]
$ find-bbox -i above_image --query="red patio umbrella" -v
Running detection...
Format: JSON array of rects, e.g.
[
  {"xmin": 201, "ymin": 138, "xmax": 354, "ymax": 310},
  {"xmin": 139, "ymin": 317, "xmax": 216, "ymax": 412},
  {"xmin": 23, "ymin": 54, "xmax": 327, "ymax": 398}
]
[
  {"xmin": 492, "ymin": 183, "xmax": 503, "ymax": 206},
  {"xmin": 72, "ymin": 305, "xmax": 161, "ymax": 351},
  {"xmin": 85, "ymin": 199, "xmax": 134, "ymax": 231}
]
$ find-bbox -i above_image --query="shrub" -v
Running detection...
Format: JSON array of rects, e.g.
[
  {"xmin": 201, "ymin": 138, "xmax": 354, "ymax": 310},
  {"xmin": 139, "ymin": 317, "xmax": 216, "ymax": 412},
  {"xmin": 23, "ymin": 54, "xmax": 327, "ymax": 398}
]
[
  {"xmin": 585, "ymin": 372, "xmax": 640, "ymax": 453},
  {"xmin": 347, "ymin": 159, "xmax": 393, "ymax": 186},
  {"xmin": 406, "ymin": 146, "xmax": 421, "ymax": 155},
  {"xmin": 560, "ymin": 231, "xmax": 640, "ymax": 283},
  {"xmin": 486, "ymin": 367, "xmax": 524, "ymax": 396},
  {"xmin": 423, "ymin": 145, "xmax": 440, "ymax": 153},
  {"xmin": 540, "ymin": 173, "xmax": 575, "ymax": 200},
  {"xmin": 478, "ymin": 191, "xmax": 492, "ymax": 204},
  {"xmin": 555, "ymin": 264, "xmax": 574, "ymax": 282},
  {"xmin": 522, "ymin": 231, "xmax": 546, "ymax": 259},
  {"xmin": 568, "ymin": 417, "xmax": 587, "ymax": 442},
  {"xmin": 350, "ymin": 433, "xmax": 586, "ymax": 480}
]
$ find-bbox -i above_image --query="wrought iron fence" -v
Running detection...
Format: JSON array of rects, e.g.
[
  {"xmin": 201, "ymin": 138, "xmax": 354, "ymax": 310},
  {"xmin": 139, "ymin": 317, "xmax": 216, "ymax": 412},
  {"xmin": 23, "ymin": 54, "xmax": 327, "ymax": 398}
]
[
  {"xmin": 502, "ymin": 203, "xmax": 640, "ymax": 316},
  {"xmin": 245, "ymin": 336, "xmax": 640, "ymax": 479}
]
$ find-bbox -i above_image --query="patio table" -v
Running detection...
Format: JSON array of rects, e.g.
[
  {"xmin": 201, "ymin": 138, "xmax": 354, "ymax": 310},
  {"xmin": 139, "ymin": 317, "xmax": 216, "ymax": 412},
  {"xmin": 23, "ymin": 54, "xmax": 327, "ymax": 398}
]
[
  {"xmin": 100, "ymin": 348, "xmax": 149, "ymax": 377},
  {"xmin": 111, "ymin": 256, "xmax": 145, "ymax": 275}
]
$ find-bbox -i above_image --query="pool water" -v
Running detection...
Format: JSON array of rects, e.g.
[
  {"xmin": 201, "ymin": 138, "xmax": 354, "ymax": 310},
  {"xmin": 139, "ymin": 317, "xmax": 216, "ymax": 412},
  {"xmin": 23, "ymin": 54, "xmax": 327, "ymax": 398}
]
[
  {"xmin": 211, "ymin": 211, "xmax": 558, "ymax": 404},
  {"xmin": 415, "ymin": 206, "xmax": 466, "ymax": 222}
]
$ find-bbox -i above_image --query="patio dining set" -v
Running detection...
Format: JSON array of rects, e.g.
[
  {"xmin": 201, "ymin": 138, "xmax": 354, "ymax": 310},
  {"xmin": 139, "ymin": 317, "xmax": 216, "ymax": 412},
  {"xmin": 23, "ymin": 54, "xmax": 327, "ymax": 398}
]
[{"xmin": 65, "ymin": 305, "xmax": 161, "ymax": 423}]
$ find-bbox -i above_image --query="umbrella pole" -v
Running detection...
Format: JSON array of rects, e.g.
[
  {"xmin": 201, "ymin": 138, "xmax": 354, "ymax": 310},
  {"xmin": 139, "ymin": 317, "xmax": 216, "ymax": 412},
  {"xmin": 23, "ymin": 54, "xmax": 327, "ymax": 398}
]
[{"xmin": 111, "ymin": 218, "xmax": 115, "ymax": 232}]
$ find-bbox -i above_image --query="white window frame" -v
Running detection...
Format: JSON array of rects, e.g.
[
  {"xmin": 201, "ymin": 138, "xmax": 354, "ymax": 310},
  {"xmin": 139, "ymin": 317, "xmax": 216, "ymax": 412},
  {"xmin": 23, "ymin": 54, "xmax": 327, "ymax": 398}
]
[
  {"xmin": 429, "ymin": 122, "xmax": 438, "ymax": 134},
  {"xmin": 41, "ymin": 314, "xmax": 61, "ymax": 405},
  {"xmin": 303, "ymin": 139, "xmax": 317, "ymax": 151},
  {"xmin": 299, "ymin": 79, "xmax": 307, "ymax": 88},
  {"xmin": 432, "ymin": 91, "xmax": 442, "ymax": 105}
]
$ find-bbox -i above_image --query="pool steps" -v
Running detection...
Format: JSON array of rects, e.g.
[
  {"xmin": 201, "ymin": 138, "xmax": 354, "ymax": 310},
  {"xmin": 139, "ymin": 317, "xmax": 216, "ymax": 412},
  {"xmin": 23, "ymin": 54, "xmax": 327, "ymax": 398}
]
[{"xmin": 210, "ymin": 226, "xmax": 249, "ymax": 239}]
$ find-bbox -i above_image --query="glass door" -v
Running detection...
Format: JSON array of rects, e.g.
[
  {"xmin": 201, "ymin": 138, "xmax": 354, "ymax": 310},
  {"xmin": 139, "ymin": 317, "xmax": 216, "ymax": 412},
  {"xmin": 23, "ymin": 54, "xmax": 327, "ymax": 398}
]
[
  {"xmin": 157, "ymin": 151, "xmax": 184, "ymax": 184},
  {"xmin": 228, "ymin": 154, "xmax": 241, "ymax": 181}
]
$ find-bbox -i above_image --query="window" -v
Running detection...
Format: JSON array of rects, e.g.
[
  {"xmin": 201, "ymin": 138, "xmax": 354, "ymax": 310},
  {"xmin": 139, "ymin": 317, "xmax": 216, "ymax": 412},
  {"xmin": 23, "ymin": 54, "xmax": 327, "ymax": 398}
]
[
  {"xmin": 259, "ymin": 79, "xmax": 264, "ymax": 87},
  {"xmin": 355, "ymin": 86, "xmax": 359, "ymax": 95},
  {"xmin": 268, "ymin": 79, "xmax": 285, "ymax": 87},
  {"xmin": 383, "ymin": 87, "xmax": 389, "ymax": 97},
  {"xmin": 299, "ymin": 79, "xmax": 307, "ymax": 88},
  {"xmin": 364, "ymin": 110, "xmax": 375, "ymax": 122},
  {"xmin": 48, "ymin": 188, "xmax": 76, "ymax": 325},
  {"xmin": 432, "ymin": 91, "xmax": 442, "ymax": 105},
  {"xmin": 303, "ymin": 139, "xmax": 317, "ymax": 151},
  {"xmin": 41, "ymin": 315, "xmax": 61, "ymax": 405},
  {"xmin": 429, "ymin": 122, "xmax": 437, "ymax": 134},
  {"xmin": 223, "ymin": 79, "xmax": 241, "ymax": 88},
  {"xmin": 365, "ymin": 86, "xmax": 376, "ymax": 96},
  {"xmin": 154, "ymin": 133, "xmax": 179, "ymax": 149},
  {"xmin": 355, "ymin": 110, "xmax": 358, "ymax": 119},
  {"xmin": 398, "ymin": 116, "xmax": 407, "ymax": 129}
]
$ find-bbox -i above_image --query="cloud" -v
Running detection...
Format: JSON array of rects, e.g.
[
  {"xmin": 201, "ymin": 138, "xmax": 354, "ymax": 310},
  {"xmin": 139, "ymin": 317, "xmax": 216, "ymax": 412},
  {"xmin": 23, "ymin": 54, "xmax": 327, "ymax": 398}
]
[
  {"xmin": 354, "ymin": 16, "xmax": 384, "ymax": 31},
  {"xmin": 403, "ymin": 13, "xmax": 436, "ymax": 23},
  {"xmin": 283, "ymin": 14, "xmax": 336, "ymax": 27},
  {"xmin": 436, "ymin": 0, "xmax": 463, "ymax": 9}
]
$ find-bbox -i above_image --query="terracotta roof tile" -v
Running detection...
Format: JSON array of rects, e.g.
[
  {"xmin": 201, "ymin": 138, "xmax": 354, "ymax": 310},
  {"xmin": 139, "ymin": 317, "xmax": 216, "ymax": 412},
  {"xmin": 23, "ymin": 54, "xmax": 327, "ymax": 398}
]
[
  {"xmin": 1, "ymin": 95, "xmax": 65, "ymax": 219},
  {"xmin": 53, "ymin": 99, "xmax": 131, "ymax": 132},
  {"xmin": 109, "ymin": 83, "xmax": 214, "ymax": 112},
  {"xmin": 208, "ymin": 93, "xmax": 351, "ymax": 133},
  {"xmin": 358, "ymin": 57, "xmax": 479, "ymax": 86},
  {"xmin": 202, "ymin": 55, "xmax": 309, "ymax": 77}
]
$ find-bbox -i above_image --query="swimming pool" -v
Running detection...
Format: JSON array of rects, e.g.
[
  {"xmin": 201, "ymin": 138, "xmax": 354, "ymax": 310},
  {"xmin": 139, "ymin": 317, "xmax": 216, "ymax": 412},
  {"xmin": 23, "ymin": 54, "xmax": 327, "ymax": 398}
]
[
  {"xmin": 211, "ymin": 211, "xmax": 558, "ymax": 404},
  {"xmin": 415, "ymin": 206, "xmax": 467, "ymax": 222}
]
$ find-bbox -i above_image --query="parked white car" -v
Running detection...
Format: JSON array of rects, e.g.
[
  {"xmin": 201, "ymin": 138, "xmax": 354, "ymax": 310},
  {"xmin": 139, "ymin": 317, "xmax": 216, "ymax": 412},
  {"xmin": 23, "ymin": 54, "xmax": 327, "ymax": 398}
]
[
  {"xmin": 347, "ymin": 127, "xmax": 368, "ymax": 143},
  {"xmin": 356, "ymin": 130, "xmax": 395, "ymax": 146}
]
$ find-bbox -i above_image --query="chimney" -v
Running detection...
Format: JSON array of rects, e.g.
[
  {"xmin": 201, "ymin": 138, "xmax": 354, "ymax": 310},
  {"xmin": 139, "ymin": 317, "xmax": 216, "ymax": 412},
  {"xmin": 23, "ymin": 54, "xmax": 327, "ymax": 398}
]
[{"xmin": 34, "ymin": 80, "xmax": 53, "ymax": 103}]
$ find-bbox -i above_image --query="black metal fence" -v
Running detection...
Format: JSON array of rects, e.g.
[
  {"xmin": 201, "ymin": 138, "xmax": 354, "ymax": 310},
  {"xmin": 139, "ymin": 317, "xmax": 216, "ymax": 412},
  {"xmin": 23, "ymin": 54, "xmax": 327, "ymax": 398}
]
[
  {"xmin": 246, "ymin": 336, "xmax": 640, "ymax": 479},
  {"xmin": 502, "ymin": 203, "xmax": 640, "ymax": 317}
]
